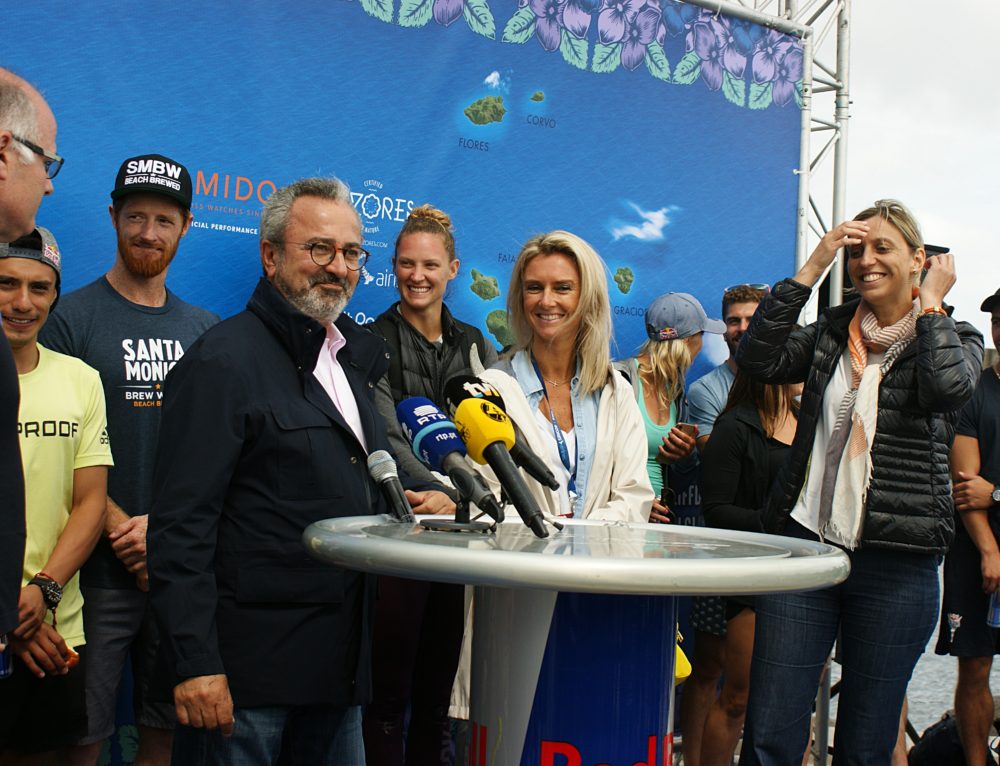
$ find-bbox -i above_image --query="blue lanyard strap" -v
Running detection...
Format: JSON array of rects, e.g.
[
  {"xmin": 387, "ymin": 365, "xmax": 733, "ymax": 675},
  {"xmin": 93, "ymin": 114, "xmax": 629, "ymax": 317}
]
[{"xmin": 530, "ymin": 355, "xmax": 577, "ymax": 494}]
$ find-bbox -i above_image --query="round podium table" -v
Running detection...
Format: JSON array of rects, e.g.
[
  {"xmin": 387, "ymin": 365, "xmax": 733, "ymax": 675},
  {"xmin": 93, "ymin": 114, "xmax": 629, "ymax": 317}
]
[{"xmin": 305, "ymin": 516, "xmax": 849, "ymax": 766}]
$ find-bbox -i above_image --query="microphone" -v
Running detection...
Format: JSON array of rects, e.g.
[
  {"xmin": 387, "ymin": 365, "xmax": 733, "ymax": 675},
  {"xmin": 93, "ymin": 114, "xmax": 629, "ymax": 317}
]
[
  {"xmin": 443, "ymin": 375, "xmax": 560, "ymax": 491},
  {"xmin": 367, "ymin": 450, "xmax": 414, "ymax": 523},
  {"xmin": 395, "ymin": 397, "xmax": 504, "ymax": 522},
  {"xmin": 453, "ymin": 398, "xmax": 548, "ymax": 539}
]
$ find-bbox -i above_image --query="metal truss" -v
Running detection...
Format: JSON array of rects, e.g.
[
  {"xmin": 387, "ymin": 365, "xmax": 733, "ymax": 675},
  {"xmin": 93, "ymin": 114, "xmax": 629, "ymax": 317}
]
[{"xmin": 688, "ymin": 0, "xmax": 851, "ymax": 309}]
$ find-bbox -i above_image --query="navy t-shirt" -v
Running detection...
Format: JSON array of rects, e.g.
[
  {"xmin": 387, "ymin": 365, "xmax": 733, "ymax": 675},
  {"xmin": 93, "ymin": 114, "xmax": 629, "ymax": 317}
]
[
  {"xmin": 956, "ymin": 368, "xmax": 1000, "ymax": 537},
  {"xmin": 40, "ymin": 277, "xmax": 218, "ymax": 589}
]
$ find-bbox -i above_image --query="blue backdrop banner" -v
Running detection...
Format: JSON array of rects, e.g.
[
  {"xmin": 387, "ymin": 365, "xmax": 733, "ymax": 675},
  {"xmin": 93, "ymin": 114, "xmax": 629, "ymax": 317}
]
[{"xmin": 8, "ymin": 0, "xmax": 802, "ymax": 372}]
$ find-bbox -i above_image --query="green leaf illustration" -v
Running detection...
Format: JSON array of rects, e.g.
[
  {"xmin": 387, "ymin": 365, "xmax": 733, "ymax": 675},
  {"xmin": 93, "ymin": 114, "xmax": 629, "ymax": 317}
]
[
  {"xmin": 592, "ymin": 42, "xmax": 621, "ymax": 74},
  {"xmin": 722, "ymin": 70, "xmax": 746, "ymax": 107},
  {"xmin": 502, "ymin": 7, "xmax": 536, "ymax": 44},
  {"xmin": 672, "ymin": 50, "xmax": 701, "ymax": 85},
  {"xmin": 560, "ymin": 28, "xmax": 588, "ymax": 70},
  {"xmin": 464, "ymin": 0, "xmax": 496, "ymax": 39},
  {"xmin": 794, "ymin": 79, "xmax": 804, "ymax": 108},
  {"xmin": 398, "ymin": 0, "xmax": 433, "ymax": 27},
  {"xmin": 361, "ymin": 0, "xmax": 394, "ymax": 22},
  {"xmin": 644, "ymin": 41, "xmax": 670, "ymax": 81},
  {"xmin": 749, "ymin": 81, "xmax": 772, "ymax": 110}
]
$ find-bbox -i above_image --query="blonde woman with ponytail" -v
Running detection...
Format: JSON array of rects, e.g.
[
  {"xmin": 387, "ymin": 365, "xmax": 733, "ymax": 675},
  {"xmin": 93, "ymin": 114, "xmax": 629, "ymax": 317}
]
[{"xmin": 615, "ymin": 292, "xmax": 725, "ymax": 522}]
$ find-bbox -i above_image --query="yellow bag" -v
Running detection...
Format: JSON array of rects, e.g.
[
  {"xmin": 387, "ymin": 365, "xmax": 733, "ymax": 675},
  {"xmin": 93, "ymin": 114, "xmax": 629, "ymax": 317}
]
[{"xmin": 674, "ymin": 629, "xmax": 692, "ymax": 686}]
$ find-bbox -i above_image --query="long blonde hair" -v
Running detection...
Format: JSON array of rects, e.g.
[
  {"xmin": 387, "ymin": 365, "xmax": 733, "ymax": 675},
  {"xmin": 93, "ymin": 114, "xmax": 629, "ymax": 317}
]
[
  {"xmin": 506, "ymin": 230, "xmax": 612, "ymax": 395},
  {"xmin": 636, "ymin": 338, "xmax": 693, "ymax": 414}
]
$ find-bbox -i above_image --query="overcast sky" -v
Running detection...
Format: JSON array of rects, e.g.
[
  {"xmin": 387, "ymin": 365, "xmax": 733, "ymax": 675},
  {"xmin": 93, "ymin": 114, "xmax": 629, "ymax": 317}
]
[{"xmin": 840, "ymin": 0, "xmax": 998, "ymax": 340}]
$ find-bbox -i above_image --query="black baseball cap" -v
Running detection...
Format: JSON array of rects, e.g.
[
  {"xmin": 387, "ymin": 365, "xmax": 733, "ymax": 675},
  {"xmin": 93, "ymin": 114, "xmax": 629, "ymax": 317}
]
[
  {"xmin": 981, "ymin": 288, "xmax": 1000, "ymax": 313},
  {"xmin": 111, "ymin": 153, "xmax": 192, "ymax": 210}
]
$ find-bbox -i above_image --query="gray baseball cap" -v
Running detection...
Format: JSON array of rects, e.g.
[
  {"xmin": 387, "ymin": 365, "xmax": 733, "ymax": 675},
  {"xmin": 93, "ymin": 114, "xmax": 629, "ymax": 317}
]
[
  {"xmin": 644, "ymin": 292, "xmax": 725, "ymax": 341},
  {"xmin": 0, "ymin": 226, "xmax": 62, "ymax": 304},
  {"xmin": 0, "ymin": 226, "xmax": 61, "ymax": 277}
]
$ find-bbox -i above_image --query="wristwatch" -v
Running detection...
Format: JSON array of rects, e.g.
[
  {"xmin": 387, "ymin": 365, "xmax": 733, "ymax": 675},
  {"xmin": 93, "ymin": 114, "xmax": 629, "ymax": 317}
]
[
  {"xmin": 993, "ymin": 484, "xmax": 1000, "ymax": 505},
  {"xmin": 28, "ymin": 573, "xmax": 62, "ymax": 611}
]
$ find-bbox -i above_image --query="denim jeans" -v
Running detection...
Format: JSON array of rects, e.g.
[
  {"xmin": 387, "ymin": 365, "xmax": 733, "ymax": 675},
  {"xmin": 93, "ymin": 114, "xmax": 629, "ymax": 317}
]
[
  {"xmin": 739, "ymin": 524, "xmax": 940, "ymax": 766},
  {"xmin": 172, "ymin": 703, "xmax": 364, "ymax": 766}
]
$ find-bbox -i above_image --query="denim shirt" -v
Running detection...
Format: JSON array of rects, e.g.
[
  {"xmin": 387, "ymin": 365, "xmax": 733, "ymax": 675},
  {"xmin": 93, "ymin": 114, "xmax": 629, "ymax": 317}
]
[{"xmin": 509, "ymin": 350, "xmax": 599, "ymax": 515}]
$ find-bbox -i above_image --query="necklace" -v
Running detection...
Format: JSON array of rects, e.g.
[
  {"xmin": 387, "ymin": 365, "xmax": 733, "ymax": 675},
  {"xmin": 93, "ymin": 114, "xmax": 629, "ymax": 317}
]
[{"xmin": 543, "ymin": 376, "xmax": 570, "ymax": 387}]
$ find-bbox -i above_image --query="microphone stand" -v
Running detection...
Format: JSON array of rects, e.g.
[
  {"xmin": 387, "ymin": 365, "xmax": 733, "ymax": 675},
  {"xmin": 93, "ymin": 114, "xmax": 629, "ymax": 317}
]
[{"xmin": 419, "ymin": 497, "xmax": 496, "ymax": 534}]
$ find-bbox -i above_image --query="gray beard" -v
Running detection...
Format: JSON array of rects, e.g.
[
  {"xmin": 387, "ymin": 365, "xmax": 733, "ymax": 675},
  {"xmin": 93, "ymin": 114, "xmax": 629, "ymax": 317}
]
[{"xmin": 272, "ymin": 270, "xmax": 352, "ymax": 325}]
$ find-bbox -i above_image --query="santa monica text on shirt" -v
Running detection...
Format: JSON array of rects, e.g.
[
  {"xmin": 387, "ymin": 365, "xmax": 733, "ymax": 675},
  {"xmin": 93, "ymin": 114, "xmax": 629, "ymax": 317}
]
[{"xmin": 122, "ymin": 338, "xmax": 186, "ymax": 382}]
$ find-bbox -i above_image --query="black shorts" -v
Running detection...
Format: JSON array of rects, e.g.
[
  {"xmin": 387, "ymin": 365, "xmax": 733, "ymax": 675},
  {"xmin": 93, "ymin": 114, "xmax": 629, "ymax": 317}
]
[
  {"xmin": 936, "ymin": 526, "xmax": 1000, "ymax": 658},
  {"xmin": 0, "ymin": 643, "xmax": 88, "ymax": 753}
]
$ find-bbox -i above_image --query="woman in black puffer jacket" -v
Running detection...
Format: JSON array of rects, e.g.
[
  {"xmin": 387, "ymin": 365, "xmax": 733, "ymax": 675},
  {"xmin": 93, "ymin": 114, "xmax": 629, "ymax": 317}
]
[{"xmin": 735, "ymin": 200, "xmax": 983, "ymax": 766}]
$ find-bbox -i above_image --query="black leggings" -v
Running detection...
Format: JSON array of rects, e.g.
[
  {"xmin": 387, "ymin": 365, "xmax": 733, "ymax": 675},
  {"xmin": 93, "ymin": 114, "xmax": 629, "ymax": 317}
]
[{"xmin": 363, "ymin": 576, "xmax": 465, "ymax": 766}]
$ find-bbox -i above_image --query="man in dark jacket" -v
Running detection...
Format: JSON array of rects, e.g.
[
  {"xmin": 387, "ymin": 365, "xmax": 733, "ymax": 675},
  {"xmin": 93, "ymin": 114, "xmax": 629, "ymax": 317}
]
[{"xmin": 148, "ymin": 177, "xmax": 452, "ymax": 764}]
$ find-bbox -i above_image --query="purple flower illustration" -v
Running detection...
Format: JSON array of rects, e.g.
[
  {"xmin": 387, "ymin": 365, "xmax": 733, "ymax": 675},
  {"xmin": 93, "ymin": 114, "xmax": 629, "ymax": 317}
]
[
  {"xmin": 713, "ymin": 17, "xmax": 747, "ymax": 77},
  {"xmin": 530, "ymin": 0, "xmax": 566, "ymax": 50},
  {"xmin": 598, "ymin": 0, "xmax": 640, "ymax": 44},
  {"xmin": 622, "ymin": 7, "xmax": 659, "ymax": 70},
  {"xmin": 691, "ymin": 18, "xmax": 745, "ymax": 89},
  {"xmin": 433, "ymin": 0, "xmax": 464, "ymax": 26},
  {"xmin": 772, "ymin": 46, "xmax": 804, "ymax": 106},
  {"xmin": 752, "ymin": 29, "xmax": 794, "ymax": 84},
  {"xmin": 563, "ymin": 0, "xmax": 599, "ymax": 39}
]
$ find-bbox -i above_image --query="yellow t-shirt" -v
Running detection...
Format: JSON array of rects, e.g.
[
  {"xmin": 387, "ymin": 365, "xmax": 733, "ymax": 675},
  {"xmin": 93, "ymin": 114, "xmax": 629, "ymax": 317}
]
[{"xmin": 18, "ymin": 344, "xmax": 113, "ymax": 648}]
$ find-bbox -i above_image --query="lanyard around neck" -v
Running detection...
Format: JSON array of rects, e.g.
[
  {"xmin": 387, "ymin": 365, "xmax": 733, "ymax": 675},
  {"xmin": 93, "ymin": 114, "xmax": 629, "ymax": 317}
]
[{"xmin": 531, "ymin": 355, "xmax": 577, "ymax": 495}]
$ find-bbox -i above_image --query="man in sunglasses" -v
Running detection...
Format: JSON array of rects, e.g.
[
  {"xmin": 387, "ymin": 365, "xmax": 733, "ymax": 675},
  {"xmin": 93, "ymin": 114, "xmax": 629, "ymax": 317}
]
[
  {"xmin": 40, "ymin": 154, "xmax": 218, "ymax": 765},
  {"xmin": 0, "ymin": 67, "xmax": 61, "ymax": 685}
]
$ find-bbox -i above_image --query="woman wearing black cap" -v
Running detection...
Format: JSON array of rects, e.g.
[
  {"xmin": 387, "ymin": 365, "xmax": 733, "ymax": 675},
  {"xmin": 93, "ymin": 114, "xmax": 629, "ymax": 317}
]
[{"xmin": 737, "ymin": 200, "xmax": 983, "ymax": 765}]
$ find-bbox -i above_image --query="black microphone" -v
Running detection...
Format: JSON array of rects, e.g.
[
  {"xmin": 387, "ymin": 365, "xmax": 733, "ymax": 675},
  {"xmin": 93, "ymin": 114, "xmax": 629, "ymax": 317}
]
[
  {"xmin": 453, "ymin": 399, "xmax": 548, "ymax": 539},
  {"xmin": 443, "ymin": 375, "xmax": 560, "ymax": 491},
  {"xmin": 395, "ymin": 397, "xmax": 504, "ymax": 523},
  {"xmin": 367, "ymin": 450, "xmax": 414, "ymax": 523}
]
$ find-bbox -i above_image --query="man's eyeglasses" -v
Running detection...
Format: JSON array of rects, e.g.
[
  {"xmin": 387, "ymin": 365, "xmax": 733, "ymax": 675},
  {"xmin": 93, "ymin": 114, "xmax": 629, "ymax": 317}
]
[
  {"xmin": 724, "ymin": 283, "xmax": 770, "ymax": 295},
  {"xmin": 277, "ymin": 241, "xmax": 370, "ymax": 271},
  {"xmin": 12, "ymin": 135, "xmax": 63, "ymax": 179}
]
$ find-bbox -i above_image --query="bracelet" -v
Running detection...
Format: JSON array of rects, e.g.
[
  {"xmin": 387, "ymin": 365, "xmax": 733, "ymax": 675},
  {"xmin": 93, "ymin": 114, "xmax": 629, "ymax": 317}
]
[
  {"xmin": 920, "ymin": 305, "xmax": 947, "ymax": 317},
  {"xmin": 35, "ymin": 570, "xmax": 58, "ymax": 584}
]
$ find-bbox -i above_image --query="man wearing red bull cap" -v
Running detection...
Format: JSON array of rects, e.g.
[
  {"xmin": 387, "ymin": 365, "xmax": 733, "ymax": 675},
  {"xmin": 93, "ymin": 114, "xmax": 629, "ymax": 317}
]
[{"xmin": 0, "ymin": 227, "xmax": 112, "ymax": 760}]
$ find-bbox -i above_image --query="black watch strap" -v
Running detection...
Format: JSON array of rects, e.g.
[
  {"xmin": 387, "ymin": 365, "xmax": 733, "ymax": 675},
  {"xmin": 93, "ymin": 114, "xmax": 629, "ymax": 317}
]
[{"xmin": 28, "ymin": 575, "xmax": 62, "ymax": 610}]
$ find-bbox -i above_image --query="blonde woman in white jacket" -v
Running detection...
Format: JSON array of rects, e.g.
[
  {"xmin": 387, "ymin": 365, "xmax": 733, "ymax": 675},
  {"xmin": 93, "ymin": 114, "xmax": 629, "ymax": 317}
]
[{"xmin": 479, "ymin": 230, "xmax": 653, "ymax": 523}]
